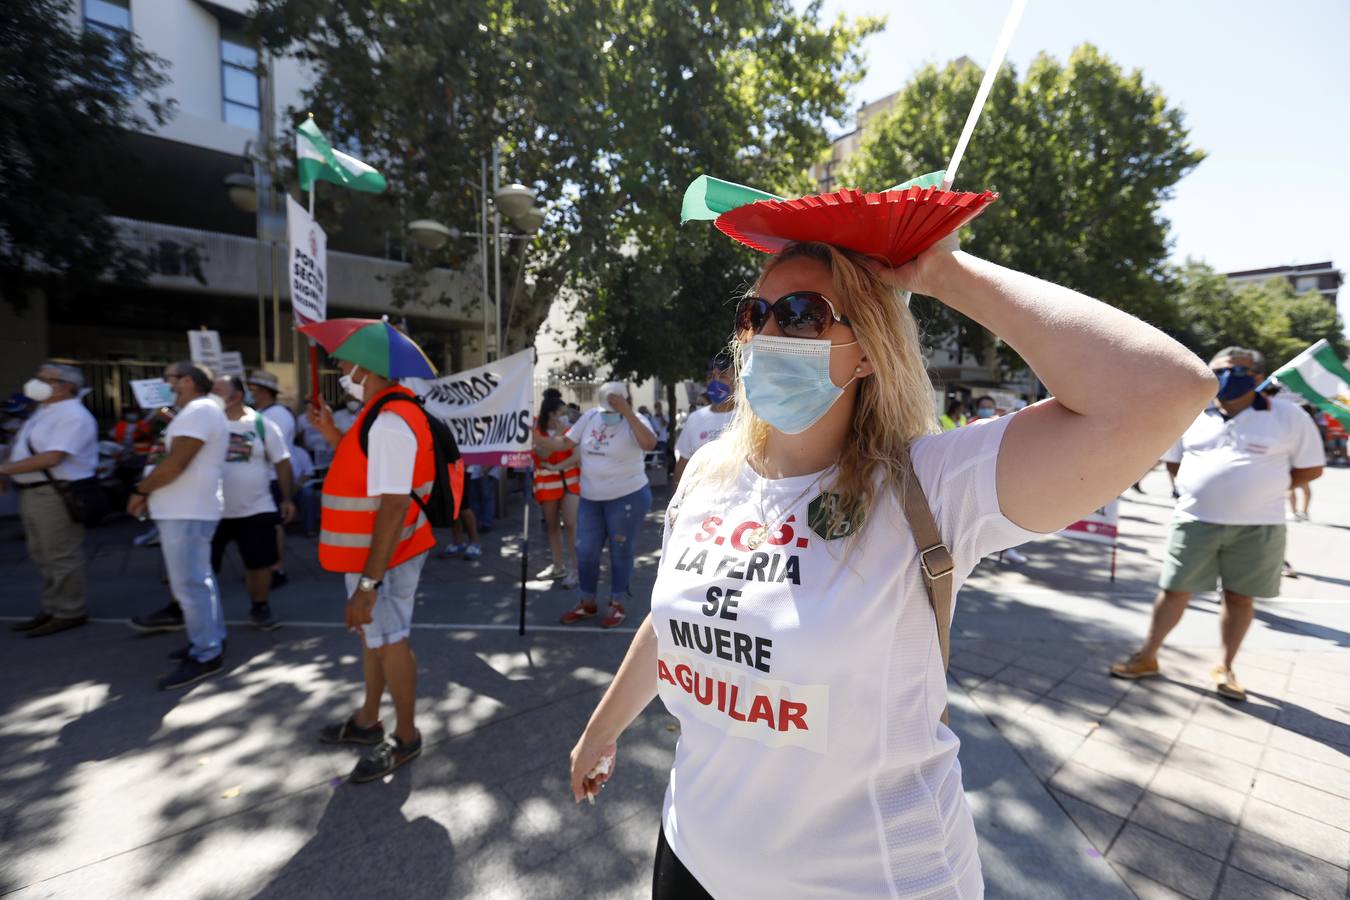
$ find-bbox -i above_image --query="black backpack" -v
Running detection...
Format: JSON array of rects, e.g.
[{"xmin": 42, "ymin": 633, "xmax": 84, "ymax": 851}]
[{"xmin": 358, "ymin": 392, "xmax": 464, "ymax": 527}]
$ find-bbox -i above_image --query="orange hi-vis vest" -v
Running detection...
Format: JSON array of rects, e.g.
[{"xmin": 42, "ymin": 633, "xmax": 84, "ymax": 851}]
[
  {"xmin": 531, "ymin": 425, "xmax": 580, "ymax": 501},
  {"xmin": 319, "ymin": 385, "xmax": 437, "ymax": 573}
]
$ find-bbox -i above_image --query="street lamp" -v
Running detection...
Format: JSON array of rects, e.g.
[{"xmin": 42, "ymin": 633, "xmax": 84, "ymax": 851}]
[
  {"xmin": 493, "ymin": 183, "xmax": 536, "ymax": 220},
  {"xmin": 512, "ymin": 206, "xmax": 545, "ymax": 234},
  {"xmin": 407, "ymin": 219, "xmax": 452, "ymax": 250},
  {"xmin": 225, "ymin": 172, "xmax": 257, "ymax": 213}
]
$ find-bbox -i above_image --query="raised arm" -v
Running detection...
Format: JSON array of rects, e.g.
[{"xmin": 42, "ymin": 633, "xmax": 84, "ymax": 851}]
[{"xmin": 894, "ymin": 241, "xmax": 1216, "ymax": 533}]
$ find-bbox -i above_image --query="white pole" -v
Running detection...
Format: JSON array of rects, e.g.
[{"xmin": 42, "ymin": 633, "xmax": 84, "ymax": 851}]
[
  {"xmin": 941, "ymin": 0, "xmax": 1028, "ymax": 191},
  {"xmin": 492, "ymin": 141, "xmax": 502, "ymax": 361},
  {"xmin": 308, "ymin": 186, "xmax": 315, "ymax": 216}
]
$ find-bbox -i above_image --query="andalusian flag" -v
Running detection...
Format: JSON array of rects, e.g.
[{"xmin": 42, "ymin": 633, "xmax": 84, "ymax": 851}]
[
  {"xmin": 296, "ymin": 118, "xmax": 387, "ymax": 194},
  {"xmin": 1269, "ymin": 339, "xmax": 1350, "ymax": 427}
]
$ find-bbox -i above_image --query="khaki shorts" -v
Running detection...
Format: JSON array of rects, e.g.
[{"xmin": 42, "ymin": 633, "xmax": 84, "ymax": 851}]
[{"xmin": 1159, "ymin": 519, "xmax": 1286, "ymax": 598}]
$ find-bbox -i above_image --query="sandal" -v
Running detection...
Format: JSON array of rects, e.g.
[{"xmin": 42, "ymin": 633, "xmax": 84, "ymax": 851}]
[
  {"xmin": 560, "ymin": 600, "xmax": 598, "ymax": 625},
  {"xmin": 319, "ymin": 715, "xmax": 385, "ymax": 746},
  {"xmin": 601, "ymin": 601, "xmax": 627, "ymax": 629},
  {"xmin": 351, "ymin": 732, "xmax": 422, "ymax": 784}
]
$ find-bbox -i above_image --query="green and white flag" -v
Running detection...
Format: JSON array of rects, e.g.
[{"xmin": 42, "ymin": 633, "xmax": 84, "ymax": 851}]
[
  {"xmin": 1269, "ymin": 339, "xmax": 1350, "ymax": 427},
  {"xmin": 296, "ymin": 118, "xmax": 387, "ymax": 194}
]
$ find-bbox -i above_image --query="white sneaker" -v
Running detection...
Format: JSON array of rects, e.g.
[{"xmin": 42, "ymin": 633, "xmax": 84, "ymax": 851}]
[
  {"xmin": 1004, "ymin": 547, "xmax": 1029, "ymax": 564},
  {"xmin": 558, "ymin": 571, "xmax": 579, "ymax": 589},
  {"xmin": 535, "ymin": 563, "xmax": 565, "ymax": 580}
]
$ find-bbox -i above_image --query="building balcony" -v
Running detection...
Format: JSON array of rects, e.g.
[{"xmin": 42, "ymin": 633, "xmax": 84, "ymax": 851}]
[{"xmin": 110, "ymin": 216, "xmax": 483, "ymax": 323}]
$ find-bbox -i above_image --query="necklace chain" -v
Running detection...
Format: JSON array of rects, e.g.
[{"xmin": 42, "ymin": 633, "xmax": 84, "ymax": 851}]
[{"xmin": 746, "ymin": 468, "xmax": 830, "ymax": 550}]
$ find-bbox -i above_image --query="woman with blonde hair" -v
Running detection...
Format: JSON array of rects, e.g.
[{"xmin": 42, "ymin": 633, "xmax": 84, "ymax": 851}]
[{"xmin": 568, "ymin": 220, "xmax": 1215, "ymax": 896}]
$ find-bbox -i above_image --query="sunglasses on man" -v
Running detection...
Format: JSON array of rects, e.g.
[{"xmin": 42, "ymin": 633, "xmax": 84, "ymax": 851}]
[
  {"xmin": 1212, "ymin": 365, "xmax": 1250, "ymax": 377},
  {"xmin": 735, "ymin": 291, "xmax": 852, "ymax": 341}
]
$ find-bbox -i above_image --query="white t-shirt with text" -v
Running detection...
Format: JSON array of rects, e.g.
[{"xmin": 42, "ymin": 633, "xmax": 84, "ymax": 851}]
[
  {"xmin": 674, "ymin": 406, "xmax": 734, "ymax": 461},
  {"xmin": 651, "ymin": 414, "xmax": 1042, "ymax": 898},
  {"xmin": 9, "ymin": 398, "xmax": 99, "ymax": 484},
  {"xmin": 566, "ymin": 408, "xmax": 649, "ymax": 501},
  {"xmin": 221, "ymin": 409, "xmax": 291, "ymax": 519},
  {"xmin": 1164, "ymin": 396, "xmax": 1325, "ymax": 525},
  {"xmin": 149, "ymin": 396, "xmax": 228, "ymax": 521}
]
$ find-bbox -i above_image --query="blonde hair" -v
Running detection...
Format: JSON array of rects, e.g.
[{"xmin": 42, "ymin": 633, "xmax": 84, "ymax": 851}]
[{"xmin": 707, "ymin": 242, "xmax": 937, "ymax": 538}]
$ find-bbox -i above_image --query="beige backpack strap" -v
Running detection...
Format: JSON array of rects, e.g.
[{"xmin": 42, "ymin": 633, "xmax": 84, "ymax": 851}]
[{"xmin": 897, "ymin": 448, "xmax": 956, "ymax": 725}]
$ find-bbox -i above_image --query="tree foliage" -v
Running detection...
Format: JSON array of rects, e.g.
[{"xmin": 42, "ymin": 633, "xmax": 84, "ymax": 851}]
[
  {"xmin": 249, "ymin": 0, "xmax": 877, "ymax": 380},
  {"xmin": 0, "ymin": 0, "xmax": 173, "ymax": 306},
  {"xmin": 845, "ymin": 45, "xmax": 1204, "ymax": 367},
  {"xmin": 1172, "ymin": 260, "xmax": 1346, "ymax": 368}
]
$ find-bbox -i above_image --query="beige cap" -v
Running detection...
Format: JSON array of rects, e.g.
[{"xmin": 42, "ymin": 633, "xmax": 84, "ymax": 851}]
[{"xmin": 247, "ymin": 370, "xmax": 279, "ymax": 392}]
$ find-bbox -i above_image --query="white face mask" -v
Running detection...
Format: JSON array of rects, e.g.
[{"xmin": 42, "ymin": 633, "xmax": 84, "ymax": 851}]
[
  {"xmin": 339, "ymin": 366, "xmax": 365, "ymax": 402},
  {"xmin": 345, "ymin": 399, "xmax": 360, "ymax": 413},
  {"xmin": 23, "ymin": 379, "xmax": 54, "ymax": 403}
]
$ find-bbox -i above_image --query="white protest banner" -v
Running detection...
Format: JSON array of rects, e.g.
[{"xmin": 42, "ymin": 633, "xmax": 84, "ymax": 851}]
[
  {"xmin": 286, "ymin": 194, "xmax": 327, "ymax": 325},
  {"xmin": 130, "ymin": 378, "xmax": 176, "ymax": 410},
  {"xmin": 1060, "ymin": 500, "xmax": 1119, "ymax": 546},
  {"xmin": 187, "ymin": 329, "xmax": 222, "ymax": 372},
  {"xmin": 217, "ymin": 351, "xmax": 245, "ymax": 378},
  {"xmin": 403, "ymin": 348, "xmax": 535, "ymax": 467}
]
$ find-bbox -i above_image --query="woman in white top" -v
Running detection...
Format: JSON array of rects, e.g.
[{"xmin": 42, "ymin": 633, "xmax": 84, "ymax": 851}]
[
  {"xmin": 538, "ymin": 381, "xmax": 657, "ymax": 629},
  {"xmin": 567, "ymin": 237, "xmax": 1215, "ymax": 898}
]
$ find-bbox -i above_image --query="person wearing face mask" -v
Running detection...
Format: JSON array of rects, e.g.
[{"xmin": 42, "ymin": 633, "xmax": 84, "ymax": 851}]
[
  {"xmin": 126, "ymin": 362, "xmax": 230, "ymax": 689},
  {"xmin": 970, "ymin": 395, "xmax": 998, "ymax": 420},
  {"xmin": 568, "ymin": 202, "xmax": 1218, "ymax": 896},
  {"xmin": 671, "ymin": 353, "xmax": 736, "ymax": 496},
  {"xmin": 537, "ymin": 380, "xmax": 657, "ymax": 628},
  {"xmin": 207, "ymin": 376, "xmax": 296, "ymax": 632},
  {"xmin": 333, "ymin": 397, "xmax": 361, "ymax": 434},
  {"xmin": 2, "ymin": 363, "xmax": 99, "ymax": 637},
  {"xmin": 1112, "ymin": 347, "xmax": 1325, "ymax": 701}
]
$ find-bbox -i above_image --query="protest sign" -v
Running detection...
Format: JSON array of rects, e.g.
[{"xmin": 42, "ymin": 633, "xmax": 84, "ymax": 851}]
[
  {"xmin": 403, "ymin": 349, "xmax": 535, "ymax": 467},
  {"xmin": 130, "ymin": 378, "xmax": 176, "ymax": 410},
  {"xmin": 286, "ymin": 195, "xmax": 328, "ymax": 325},
  {"xmin": 1059, "ymin": 501, "xmax": 1119, "ymax": 546},
  {"xmin": 187, "ymin": 330, "xmax": 222, "ymax": 373},
  {"xmin": 217, "ymin": 351, "xmax": 245, "ymax": 378}
]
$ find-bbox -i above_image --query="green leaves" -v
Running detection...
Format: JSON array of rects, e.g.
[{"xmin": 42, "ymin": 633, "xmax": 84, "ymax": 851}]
[
  {"xmin": 250, "ymin": 0, "xmax": 877, "ymax": 379},
  {"xmin": 845, "ymin": 44, "xmax": 1205, "ymax": 367}
]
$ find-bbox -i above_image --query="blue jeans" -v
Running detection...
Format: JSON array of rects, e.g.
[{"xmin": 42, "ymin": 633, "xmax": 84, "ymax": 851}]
[
  {"xmin": 158, "ymin": 519, "xmax": 226, "ymax": 662},
  {"xmin": 577, "ymin": 485, "xmax": 652, "ymax": 599},
  {"xmin": 467, "ymin": 475, "xmax": 497, "ymax": 529}
]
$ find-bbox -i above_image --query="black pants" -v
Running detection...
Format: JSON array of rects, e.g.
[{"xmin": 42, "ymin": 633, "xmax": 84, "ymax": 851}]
[{"xmin": 653, "ymin": 826, "xmax": 712, "ymax": 899}]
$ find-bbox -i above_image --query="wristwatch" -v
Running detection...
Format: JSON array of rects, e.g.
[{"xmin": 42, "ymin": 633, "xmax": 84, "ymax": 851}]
[{"xmin": 357, "ymin": 576, "xmax": 382, "ymax": 593}]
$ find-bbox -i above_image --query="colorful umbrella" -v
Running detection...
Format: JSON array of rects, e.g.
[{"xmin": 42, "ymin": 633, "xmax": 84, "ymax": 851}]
[{"xmin": 298, "ymin": 317, "xmax": 437, "ymax": 379}]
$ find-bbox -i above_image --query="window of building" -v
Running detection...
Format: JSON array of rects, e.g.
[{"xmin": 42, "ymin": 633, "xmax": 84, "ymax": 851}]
[
  {"xmin": 1295, "ymin": 275, "xmax": 1319, "ymax": 293},
  {"xmin": 221, "ymin": 29, "xmax": 260, "ymax": 131},
  {"xmin": 85, "ymin": 0, "xmax": 131, "ymax": 36}
]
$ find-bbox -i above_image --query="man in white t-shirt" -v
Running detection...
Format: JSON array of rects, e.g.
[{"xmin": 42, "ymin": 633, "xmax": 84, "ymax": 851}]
[
  {"xmin": 1113, "ymin": 347, "xmax": 1325, "ymax": 700},
  {"xmin": 209, "ymin": 376, "xmax": 296, "ymax": 632},
  {"xmin": 248, "ymin": 370, "xmax": 296, "ymax": 588},
  {"xmin": 127, "ymin": 362, "xmax": 230, "ymax": 690},
  {"xmin": 2, "ymin": 363, "xmax": 99, "ymax": 636},
  {"xmin": 672, "ymin": 353, "xmax": 736, "ymax": 494}
]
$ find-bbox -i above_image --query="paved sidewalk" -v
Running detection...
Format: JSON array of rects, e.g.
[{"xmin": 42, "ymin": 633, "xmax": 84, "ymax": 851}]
[{"xmin": 1, "ymin": 467, "xmax": 1346, "ymax": 898}]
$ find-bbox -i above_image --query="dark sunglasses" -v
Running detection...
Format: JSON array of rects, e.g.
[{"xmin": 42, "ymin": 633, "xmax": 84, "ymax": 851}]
[
  {"xmin": 735, "ymin": 291, "xmax": 852, "ymax": 340},
  {"xmin": 1212, "ymin": 365, "xmax": 1250, "ymax": 377}
]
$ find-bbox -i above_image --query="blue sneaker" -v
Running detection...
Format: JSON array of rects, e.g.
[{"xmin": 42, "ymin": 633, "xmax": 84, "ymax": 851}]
[
  {"xmin": 463, "ymin": 543, "xmax": 483, "ymax": 560},
  {"xmin": 439, "ymin": 543, "xmax": 466, "ymax": 558}
]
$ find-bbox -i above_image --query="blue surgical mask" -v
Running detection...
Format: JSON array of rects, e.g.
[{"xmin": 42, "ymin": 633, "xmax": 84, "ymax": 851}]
[
  {"xmin": 601, "ymin": 411, "xmax": 622, "ymax": 425},
  {"xmin": 1215, "ymin": 367, "xmax": 1256, "ymax": 402},
  {"xmin": 705, "ymin": 379, "xmax": 732, "ymax": 405},
  {"xmin": 741, "ymin": 334, "xmax": 857, "ymax": 434},
  {"xmin": 975, "ymin": 407, "xmax": 996, "ymax": 419}
]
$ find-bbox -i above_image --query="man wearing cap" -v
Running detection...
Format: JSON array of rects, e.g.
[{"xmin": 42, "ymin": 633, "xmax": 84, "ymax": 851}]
[
  {"xmin": 2, "ymin": 363, "xmax": 99, "ymax": 637},
  {"xmin": 247, "ymin": 370, "xmax": 296, "ymax": 588},
  {"xmin": 672, "ymin": 353, "xmax": 737, "ymax": 495},
  {"xmin": 1111, "ymin": 347, "xmax": 1325, "ymax": 700}
]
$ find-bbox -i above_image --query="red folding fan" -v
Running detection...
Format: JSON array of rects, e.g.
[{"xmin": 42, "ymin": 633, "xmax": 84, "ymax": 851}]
[{"xmin": 713, "ymin": 185, "xmax": 999, "ymax": 267}]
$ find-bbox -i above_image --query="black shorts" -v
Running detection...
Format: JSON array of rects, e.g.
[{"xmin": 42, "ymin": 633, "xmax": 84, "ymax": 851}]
[
  {"xmin": 212, "ymin": 513, "xmax": 280, "ymax": 572},
  {"xmin": 653, "ymin": 826, "xmax": 711, "ymax": 900}
]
